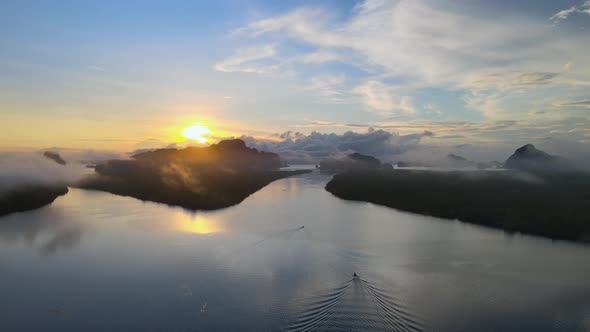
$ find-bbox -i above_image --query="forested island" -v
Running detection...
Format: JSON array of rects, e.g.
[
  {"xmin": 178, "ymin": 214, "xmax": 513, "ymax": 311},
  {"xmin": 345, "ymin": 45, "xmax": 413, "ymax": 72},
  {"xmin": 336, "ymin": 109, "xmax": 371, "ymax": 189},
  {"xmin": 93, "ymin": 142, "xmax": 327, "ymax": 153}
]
[
  {"xmin": 318, "ymin": 152, "xmax": 392, "ymax": 171},
  {"xmin": 0, "ymin": 152, "xmax": 69, "ymax": 216},
  {"xmin": 79, "ymin": 139, "xmax": 310, "ymax": 210},
  {"xmin": 0, "ymin": 185, "xmax": 68, "ymax": 217},
  {"xmin": 325, "ymin": 145, "xmax": 590, "ymax": 243}
]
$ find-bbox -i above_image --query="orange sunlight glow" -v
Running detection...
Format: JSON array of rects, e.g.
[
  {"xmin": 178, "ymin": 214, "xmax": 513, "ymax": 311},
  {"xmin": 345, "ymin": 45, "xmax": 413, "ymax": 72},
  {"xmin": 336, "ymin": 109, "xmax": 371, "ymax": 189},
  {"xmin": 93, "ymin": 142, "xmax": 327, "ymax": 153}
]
[
  {"xmin": 174, "ymin": 212, "xmax": 224, "ymax": 234},
  {"xmin": 182, "ymin": 124, "xmax": 212, "ymax": 143}
]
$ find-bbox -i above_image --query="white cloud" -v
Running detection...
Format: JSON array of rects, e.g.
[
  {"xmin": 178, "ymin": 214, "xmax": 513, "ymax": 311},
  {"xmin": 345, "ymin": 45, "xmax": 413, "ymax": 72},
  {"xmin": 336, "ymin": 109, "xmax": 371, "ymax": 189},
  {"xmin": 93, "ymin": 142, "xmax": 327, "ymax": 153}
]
[
  {"xmin": 299, "ymin": 50, "xmax": 342, "ymax": 64},
  {"xmin": 224, "ymin": 0, "xmax": 590, "ymax": 119},
  {"xmin": 214, "ymin": 44, "xmax": 278, "ymax": 74},
  {"xmin": 513, "ymin": 72, "xmax": 558, "ymax": 86},
  {"xmin": 550, "ymin": 6, "xmax": 579, "ymax": 22},
  {"xmin": 310, "ymin": 73, "xmax": 346, "ymax": 88},
  {"xmin": 423, "ymin": 103, "xmax": 441, "ymax": 116},
  {"xmin": 87, "ymin": 65, "xmax": 105, "ymax": 72},
  {"xmin": 273, "ymin": 117, "xmax": 590, "ymax": 167},
  {"xmin": 0, "ymin": 153, "xmax": 86, "ymax": 193},
  {"xmin": 237, "ymin": 129, "xmax": 433, "ymax": 163},
  {"xmin": 558, "ymin": 100, "xmax": 590, "ymax": 109},
  {"xmin": 550, "ymin": 1, "xmax": 590, "ymax": 22},
  {"xmin": 353, "ymin": 80, "xmax": 395, "ymax": 112},
  {"xmin": 352, "ymin": 80, "xmax": 416, "ymax": 115},
  {"xmin": 308, "ymin": 74, "xmax": 347, "ymax": 102},
  {"xmin": 237, "ymin": 1, "xmax": 577, "ymax": 87},
  {"xmin": 399, "ymin": 96, "xmax": 417, "ymax": 115}
]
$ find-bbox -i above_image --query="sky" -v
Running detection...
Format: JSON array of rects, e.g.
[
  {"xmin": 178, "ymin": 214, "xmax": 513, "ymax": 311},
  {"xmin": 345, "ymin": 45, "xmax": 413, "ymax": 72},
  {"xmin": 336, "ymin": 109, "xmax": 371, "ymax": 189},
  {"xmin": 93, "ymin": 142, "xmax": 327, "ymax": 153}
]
[{"xmin": 1, "ymin": 0, "xmax": 589, "ymax": 163}]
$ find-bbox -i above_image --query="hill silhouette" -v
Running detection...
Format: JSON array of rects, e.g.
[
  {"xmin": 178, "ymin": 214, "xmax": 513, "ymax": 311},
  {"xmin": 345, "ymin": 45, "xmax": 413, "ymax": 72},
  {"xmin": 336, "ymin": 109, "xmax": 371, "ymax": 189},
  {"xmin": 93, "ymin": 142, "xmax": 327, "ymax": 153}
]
[
  {"xmin": 319, "ymin": 153, "xmax": 392, "ymax": 171},
  {"xmin": 326, "ymin": 146, "xmax": 590, "ymax": 243},
  {"xmin": 396, "ymin": 154, "xmax": 501, "ymax": 169},
  {"xmin": 132, "ymin": 139, "xmax": 283, "ymax": 170},
  {"xmin": 79, "ymin": 139, "xmax": 309, "ymax": 210},
  {"xmin": 326, "ymin": 169, "xmax": 590, "ymax": 243},
  {"xmin": 504, "ymin": 144, "xmax": 572, "ymax": 172},
  {"xmin": 0, "ymin": 185, "xmax": 68, "ymax": 217}
]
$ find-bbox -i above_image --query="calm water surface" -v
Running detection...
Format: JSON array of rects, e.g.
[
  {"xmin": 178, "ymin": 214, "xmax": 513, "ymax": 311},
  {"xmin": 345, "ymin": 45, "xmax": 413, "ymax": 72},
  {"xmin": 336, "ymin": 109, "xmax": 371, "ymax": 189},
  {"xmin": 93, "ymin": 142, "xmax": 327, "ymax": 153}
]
[{"xmin": 1, "ymin": 169, "xmax": 590, "ymax": 331}]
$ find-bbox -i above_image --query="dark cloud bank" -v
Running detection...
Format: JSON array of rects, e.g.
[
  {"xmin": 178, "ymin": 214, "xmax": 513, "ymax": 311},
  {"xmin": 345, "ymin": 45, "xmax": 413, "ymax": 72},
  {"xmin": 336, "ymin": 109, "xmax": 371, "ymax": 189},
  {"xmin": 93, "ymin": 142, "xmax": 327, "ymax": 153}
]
[
  {"xmin": 232, "ymin": 129, "xmax": 590, "ymax": 170},
  {"xmin": 237, "ymin": 129, "xmax": 434, "ymax": 164}
]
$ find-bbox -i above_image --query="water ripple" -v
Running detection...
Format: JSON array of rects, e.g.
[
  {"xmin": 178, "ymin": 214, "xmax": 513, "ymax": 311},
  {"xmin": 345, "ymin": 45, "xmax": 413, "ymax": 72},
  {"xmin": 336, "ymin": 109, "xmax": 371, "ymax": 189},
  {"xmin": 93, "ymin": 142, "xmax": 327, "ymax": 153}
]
[{"xmin": 285, "ymin": 278, "xmax": 423, "ymax": 332}]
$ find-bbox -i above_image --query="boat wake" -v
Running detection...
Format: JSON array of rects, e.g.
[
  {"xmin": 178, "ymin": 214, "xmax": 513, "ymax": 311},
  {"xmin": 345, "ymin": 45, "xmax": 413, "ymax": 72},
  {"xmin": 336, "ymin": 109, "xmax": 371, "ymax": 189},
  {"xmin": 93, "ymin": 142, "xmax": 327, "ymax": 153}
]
[{"xmin": 285, "ymin": 277, "xmax": 423, "ymax": 331}]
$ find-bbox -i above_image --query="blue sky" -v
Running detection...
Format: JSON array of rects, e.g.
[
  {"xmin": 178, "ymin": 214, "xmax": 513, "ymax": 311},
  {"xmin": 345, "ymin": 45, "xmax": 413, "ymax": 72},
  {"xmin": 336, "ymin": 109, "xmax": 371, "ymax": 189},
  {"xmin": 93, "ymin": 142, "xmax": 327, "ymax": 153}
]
[{"xmin": 0, "ymin": 0, "xmax": 589, "ymax": 160}]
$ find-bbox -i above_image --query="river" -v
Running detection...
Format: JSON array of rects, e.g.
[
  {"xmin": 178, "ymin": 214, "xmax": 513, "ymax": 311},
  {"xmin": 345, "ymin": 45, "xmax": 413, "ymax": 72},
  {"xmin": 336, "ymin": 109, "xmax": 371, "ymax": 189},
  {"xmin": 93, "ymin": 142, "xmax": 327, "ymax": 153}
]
[{"xmin": 1, "ymin": 168, "xmax": 589, "ymax": 331}]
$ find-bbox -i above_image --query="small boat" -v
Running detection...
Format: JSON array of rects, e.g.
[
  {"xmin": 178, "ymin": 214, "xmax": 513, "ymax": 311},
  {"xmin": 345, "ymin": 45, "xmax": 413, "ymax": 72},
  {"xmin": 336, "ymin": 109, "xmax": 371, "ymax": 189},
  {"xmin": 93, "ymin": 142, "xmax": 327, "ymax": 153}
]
[
  {"xmin": 200, "ymin": 301, "xmax": 208, "ymax": 314},
  {"xmin": 353, "ymin": 273, "xmax": 359, "ymax": 280}
]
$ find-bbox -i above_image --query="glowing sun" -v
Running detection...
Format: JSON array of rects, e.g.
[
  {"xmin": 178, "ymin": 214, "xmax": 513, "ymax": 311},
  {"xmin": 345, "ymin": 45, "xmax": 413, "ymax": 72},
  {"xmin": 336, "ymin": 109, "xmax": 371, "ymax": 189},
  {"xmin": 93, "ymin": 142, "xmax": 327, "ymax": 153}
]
[{"xmin": 182, "ymin": 124, "xmax": 211, "ymax": 143}]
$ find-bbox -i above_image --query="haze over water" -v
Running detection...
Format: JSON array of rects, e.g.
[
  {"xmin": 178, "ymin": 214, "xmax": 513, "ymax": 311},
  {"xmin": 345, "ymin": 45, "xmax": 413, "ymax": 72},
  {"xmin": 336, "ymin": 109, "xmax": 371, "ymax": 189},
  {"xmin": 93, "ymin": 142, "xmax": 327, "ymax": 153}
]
[{"xmin": 1, "ymin": 169, "xmax": 589, "ymax": 331}]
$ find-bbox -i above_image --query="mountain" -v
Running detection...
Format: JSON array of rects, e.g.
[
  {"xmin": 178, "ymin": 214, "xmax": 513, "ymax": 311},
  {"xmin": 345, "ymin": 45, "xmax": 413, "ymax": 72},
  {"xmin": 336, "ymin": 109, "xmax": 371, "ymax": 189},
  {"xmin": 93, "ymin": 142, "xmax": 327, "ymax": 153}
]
[
  {"xmin": 319, "ymin": 153, "xmax": 392, "ymax": 171},
  {"xmin": 505, "ymin": 144, "xmax": 571, "ymax": 172}
]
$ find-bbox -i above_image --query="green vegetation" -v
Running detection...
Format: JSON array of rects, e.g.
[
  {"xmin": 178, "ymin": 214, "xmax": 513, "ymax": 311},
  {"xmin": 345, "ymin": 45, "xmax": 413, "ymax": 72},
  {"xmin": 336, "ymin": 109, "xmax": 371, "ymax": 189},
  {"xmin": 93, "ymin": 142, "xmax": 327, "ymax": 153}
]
[{"xmin": 326, "ymin": 170, "xmax": 590, "ymax": 243}]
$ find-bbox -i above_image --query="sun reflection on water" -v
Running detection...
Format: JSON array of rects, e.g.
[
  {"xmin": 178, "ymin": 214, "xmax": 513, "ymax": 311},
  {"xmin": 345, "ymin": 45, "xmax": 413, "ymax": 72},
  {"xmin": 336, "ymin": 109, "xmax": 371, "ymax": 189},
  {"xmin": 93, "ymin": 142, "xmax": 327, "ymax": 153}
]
[{"xmin": 174, "ymin": 211, "xmax": 224, "ymax": 234}]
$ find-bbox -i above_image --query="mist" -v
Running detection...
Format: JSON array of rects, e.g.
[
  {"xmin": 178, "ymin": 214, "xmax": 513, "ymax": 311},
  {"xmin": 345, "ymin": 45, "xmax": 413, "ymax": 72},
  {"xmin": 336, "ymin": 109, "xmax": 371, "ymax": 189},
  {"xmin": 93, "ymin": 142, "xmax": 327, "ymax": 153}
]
[
  {"xmin": 235, "ymin": 129, "xmax": 434, "ymax": 164},
  {"xmin": 0, "ymin": 152, "xmax": 86, "ymax": 194},
  {"xmin": 128, "ymin": 128, "xmax": 590, "ymax": 171}
]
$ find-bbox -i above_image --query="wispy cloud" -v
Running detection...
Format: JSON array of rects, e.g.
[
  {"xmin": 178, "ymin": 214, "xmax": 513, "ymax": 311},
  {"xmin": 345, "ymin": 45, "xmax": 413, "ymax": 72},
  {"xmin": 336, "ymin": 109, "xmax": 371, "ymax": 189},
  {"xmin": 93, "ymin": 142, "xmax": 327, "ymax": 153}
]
[
  {"xmin": 558, "ymin": 100, "xmax": 590, "ymax": 108},
  {"xmin": 307, "ymin": 74, "xmax": 348, "ymax": 103},
  {"xmin": 298, "ymin": 50, "xmax": 343, "ymax": 64},
  {"xmin": 550, "ymin": 6, "xmax": 580, "ymax": 22},
  {"xmin": 550, "ymin": 1, "xmax": 590, "ymax": 22},
  {"xmin": 214, "ymin": 44, "xmax": 279, "ymax": 74},
  {"xmin": 0, "ymin": 152, "xmax": 86, "ymax": 193},
  {"xmin": 87, "ymin": 65, "xmax": 105, "ymax": 72},
  {"xmin": 352, "ymin": 80, "xmax": 395, "ymax": 113},
  {"xmin": 221, "ymin": 0, "xmax": 590, "ymax": 120},
  {"xmin": 513, "ymin": 72, "xmax": 559, "ymax": 86},
  {"xmin": 352, "ymin": 80, "xmax": 417, "ymax": 115},
  {"xmin": 235, "ymin": 1, "xmax": 577, "ymax": 87}
]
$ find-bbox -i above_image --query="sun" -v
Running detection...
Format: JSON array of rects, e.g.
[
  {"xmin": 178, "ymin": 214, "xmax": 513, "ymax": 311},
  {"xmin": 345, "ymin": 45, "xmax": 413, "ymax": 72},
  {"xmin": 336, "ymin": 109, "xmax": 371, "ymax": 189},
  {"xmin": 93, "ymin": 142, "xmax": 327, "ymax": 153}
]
[{"xmin": 182, "ymin": 124, "xmax": 212, "ymax": 143}]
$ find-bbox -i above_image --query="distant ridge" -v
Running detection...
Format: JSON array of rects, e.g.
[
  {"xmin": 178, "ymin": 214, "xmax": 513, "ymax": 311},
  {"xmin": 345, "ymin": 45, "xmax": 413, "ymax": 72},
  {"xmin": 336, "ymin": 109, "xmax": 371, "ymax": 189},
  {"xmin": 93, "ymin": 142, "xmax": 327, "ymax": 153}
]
[{"xmin": 396, "ymin": 153, "xmax": 500, "ymax": 169}]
